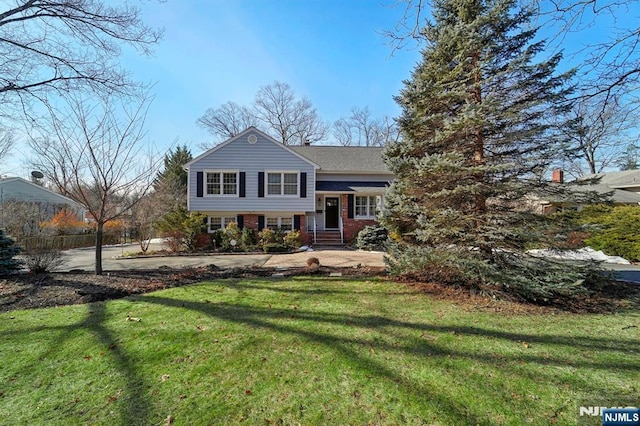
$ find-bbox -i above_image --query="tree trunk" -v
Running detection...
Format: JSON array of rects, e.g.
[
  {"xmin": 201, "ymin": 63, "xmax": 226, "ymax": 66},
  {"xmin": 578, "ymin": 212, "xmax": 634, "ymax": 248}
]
[{"xmin": 95, "ymin": 223, "xmax": 104, "ymax": 275}]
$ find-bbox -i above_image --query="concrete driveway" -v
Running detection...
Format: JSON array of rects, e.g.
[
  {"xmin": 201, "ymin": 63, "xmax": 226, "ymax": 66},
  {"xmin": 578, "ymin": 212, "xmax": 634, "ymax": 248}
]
[{"xmin": 57, "ymin": 243, "xmax": 385, "ymax": 272}]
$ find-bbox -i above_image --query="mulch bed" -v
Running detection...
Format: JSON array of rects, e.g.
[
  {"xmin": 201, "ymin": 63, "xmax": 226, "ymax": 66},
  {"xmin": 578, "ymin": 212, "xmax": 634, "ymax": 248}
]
[
  {"xmin": 0, "ymin": 265, "xmax": 385, "ymax": 313},
  {"xmin": 1, "ymin": 264, "xmax": 639, "ymax": 314}
]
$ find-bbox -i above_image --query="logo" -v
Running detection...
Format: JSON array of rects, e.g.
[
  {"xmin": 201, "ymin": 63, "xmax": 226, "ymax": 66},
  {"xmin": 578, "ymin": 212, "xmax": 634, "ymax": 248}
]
[{"xmin": 602, "ymin": 408, "xmax": 640, "ymax": 426}]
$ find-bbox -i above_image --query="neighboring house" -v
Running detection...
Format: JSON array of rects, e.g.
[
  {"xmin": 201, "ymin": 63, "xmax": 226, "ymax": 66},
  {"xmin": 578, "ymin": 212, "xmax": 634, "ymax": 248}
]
[
  {"xmin": 185, "ymin": 127, "xmax": 393, "ymax": 244},
  {"xmin": 0, "ymin": 177, "xmax": 86, "ymax": 236},
  {"xmin": 535, "ymin": 169, "xmax": 640, "ymax": 214}
]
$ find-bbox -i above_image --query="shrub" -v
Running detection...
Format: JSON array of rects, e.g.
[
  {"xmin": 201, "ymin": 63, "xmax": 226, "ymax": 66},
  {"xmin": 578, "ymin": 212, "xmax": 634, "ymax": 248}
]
[
  {"xmin": 356, "ymin": 224, "xmax": 388, "ymax": 251},
  {"xmin": 222, "ymin": 221, "xmax": 242, "ymax": 251},
  {"xmin": 563, "ymin": 204, "xmax": 640, "ymax": 262},
  {"xmin": 240, "ymin": 227, "xmax": 256, "ymax": 250},
  {"xmin": 154, "ymin": 205, "xmax": 207, "ymax": 252},
  {"xmin": 210, "ymin": 230, "xmax": 223, "ymax": 250},
  {"xmin": 0, "ymin": 230, "xmax": 22, "ymax": 275},
  {"xmin": 40, "ymin": 208, "xmax": 87, "ymax": 235},
  {"xmin": 258, "ymin": 228, "xmax": 276, "ymax": 248},
  {"xmin": 283, "ymin": 230, "xmax": 302, "ymax": 249},
  {"xmin": 22, "ymin": 248, "xmax": 67, "ymax": 273}
]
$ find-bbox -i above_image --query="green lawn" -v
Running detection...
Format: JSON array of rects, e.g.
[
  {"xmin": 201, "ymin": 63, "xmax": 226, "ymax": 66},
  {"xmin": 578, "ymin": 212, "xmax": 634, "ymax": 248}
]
[{"xmin": 1, "ymin": 277, "xmax": 638, "ymax": 425}]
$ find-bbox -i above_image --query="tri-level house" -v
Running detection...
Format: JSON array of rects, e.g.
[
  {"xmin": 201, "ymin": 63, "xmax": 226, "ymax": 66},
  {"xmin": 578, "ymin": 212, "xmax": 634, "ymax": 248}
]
[{"xmin": 185, "ymin": 127, "xmax": 393, "ymax": 245}]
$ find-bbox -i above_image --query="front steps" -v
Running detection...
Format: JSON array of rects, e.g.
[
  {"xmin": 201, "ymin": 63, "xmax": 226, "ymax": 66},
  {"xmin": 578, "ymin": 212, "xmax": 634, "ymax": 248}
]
[{"xmin": 313, "ymin": 230, "xmax": 344, "ymax": 247}]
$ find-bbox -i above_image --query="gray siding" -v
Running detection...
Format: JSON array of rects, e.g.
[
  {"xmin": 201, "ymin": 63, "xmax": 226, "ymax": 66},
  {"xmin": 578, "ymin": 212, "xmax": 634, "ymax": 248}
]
[
  {"xmin": 188, "ymin": 131, "xmax": 316, "ymax": 212},
  {"xmin": 0, "ymin": 178, "xmax": 85, "ymax": 215}
]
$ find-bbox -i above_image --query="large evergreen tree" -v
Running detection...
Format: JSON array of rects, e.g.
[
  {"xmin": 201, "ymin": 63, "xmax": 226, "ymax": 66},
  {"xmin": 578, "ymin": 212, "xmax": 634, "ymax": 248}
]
[
  {"xmin": 154, "ymin": 145, "xmax": 193, "ymax": 205},
  {"xmin": 382, "ymin": 0, "xmax": 597, "ymax": 302}
]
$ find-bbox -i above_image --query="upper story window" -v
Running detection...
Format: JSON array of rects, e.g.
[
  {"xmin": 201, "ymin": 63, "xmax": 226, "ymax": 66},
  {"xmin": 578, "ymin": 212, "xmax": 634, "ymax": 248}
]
[
  {"xmin": 267, "ymin": 172, "xmax": 298, "ymax": 196},
  {"xmin": 206, "ymin": 171, "xmax": 238, "ymax": 196},
  {"xmin": 355, "ymin": 195, "xmax": 380, "ymax": 218}
]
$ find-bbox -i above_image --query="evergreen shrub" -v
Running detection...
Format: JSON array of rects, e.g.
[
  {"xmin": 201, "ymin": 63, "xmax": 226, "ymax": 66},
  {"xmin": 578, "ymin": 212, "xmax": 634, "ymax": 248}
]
[
  {"xmin": 356, "ymin": 225, "xmax": 388, "ymax": 251},
  {"xmin": 0, "ymin": 230, "xmax": 22, "ymax": 275}
]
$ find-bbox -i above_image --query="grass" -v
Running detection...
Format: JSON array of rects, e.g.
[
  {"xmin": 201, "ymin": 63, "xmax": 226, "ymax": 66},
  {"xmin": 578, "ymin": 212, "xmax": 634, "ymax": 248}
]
[{"xmin": 1, "ymin": 277, "xmax": 639, "ymax": 425}]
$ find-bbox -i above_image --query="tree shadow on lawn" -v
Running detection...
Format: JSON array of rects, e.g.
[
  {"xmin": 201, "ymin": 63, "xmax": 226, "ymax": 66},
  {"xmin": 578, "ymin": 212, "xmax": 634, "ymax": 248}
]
[
  {"xmin": 5, "ymin": 303, "xmax": 152, "ymax": 425},
  {"xmin": 6, "ymin": 280, "xmax": 638, "ymax": 424},
  {"xmin": 135, "ymin": 293, "xmax": 640, "ymax": 422}
]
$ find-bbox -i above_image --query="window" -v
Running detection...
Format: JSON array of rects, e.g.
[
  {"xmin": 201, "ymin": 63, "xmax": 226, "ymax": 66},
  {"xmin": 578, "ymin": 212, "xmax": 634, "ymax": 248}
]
[
  {"xmin": 355, "ymin": 195, "xmax": 380, "ymax": 218},
  {"xmin": 265, "ymin": 217, "xmax": 293, "ymax": 231},
  {"xmin": 208, "ymin": 216, "xmax": 237, "ymax": 232},
  {"xmin": 206, "ymin": 171, "xmax": 237, "ymax": 195},
  {"xmin": 266, "ymin": 172, "xmax": 298, "ymax": 196}
]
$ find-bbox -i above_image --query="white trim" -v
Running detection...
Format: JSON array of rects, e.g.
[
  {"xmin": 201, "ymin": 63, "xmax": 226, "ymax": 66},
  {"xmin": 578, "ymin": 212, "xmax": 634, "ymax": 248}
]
[
  {"xmin": 324, "ymin": 196, "xmax": 340, "ymax": 229},
  {"xmin": 185, "ymin": 127, "xmax": 320, "ymax": 169},
  {"xmin": 265, "ymin": 170, "xmax": 300, "ymax": 197},
  {"xmin": 204, "ymin": 169, "xmax": 239, "ymax": 197},
  {"xmin": 264, "ymin": 215, "xmax": 294, "ymax": 231},
  {"xmin": 207, "ymin": 215, "xmax": 238, "ymax": 233},
  {"xmin": 354, "ymin": 194, "xmax": 381, "ymax": 219}
]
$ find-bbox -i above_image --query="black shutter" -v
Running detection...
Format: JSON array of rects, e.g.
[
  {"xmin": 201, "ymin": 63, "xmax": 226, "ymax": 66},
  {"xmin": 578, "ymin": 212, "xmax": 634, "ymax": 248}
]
[
  {"xmin": 347, "ymin": 194, "xmax": 354, "ymax": 219},
  {"xmin": 258, "ymin": 172, "xmax": 265, "ymax": 198},
  {"xmin": 196, "ymin": 172, "xmax": 204, "ymax": 197},
  {"xmin": 237, "ymin": 215, "xmax": 244, "ymax": 229},
  {"xmin": 258, "ymin": 215, "xmax": 265, "ymax": 230},
  {"xmin": 294, "ymin": 215, "xmax": 301, "ymax": 230},
  {"xmin": 300, "ymin": 172, "xmax": 307, "ymax": 198},
  {"xmin": 239, "ymin": 172, "xmax": 246, "ymax": 198}
]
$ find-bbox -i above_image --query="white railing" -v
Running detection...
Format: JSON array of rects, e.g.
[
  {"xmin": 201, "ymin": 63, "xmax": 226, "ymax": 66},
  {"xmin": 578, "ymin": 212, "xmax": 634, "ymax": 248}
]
[
  {"xmin": 313, "ymin": 216, "xmax": 317, "ymax": 245},
  {"xmin": 339, "ymin": 216, "xmax": 344, "ymax": 244}
]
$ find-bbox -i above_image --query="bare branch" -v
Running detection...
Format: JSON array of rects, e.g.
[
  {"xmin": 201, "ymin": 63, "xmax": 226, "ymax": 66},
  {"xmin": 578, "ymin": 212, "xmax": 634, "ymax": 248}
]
[
  {"xmin": 27, "ymin": 91, "xmax": 163, "ymax": 274},
  {"xmin": 1, "ymin": 0, "xmax": 163, "ymax": 115}
]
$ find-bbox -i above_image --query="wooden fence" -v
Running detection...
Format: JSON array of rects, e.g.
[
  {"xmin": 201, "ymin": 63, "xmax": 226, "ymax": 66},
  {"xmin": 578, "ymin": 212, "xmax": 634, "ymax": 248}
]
[{"xmin": 18, "ymin": 234, "xmax": 120, "ymax": 251}]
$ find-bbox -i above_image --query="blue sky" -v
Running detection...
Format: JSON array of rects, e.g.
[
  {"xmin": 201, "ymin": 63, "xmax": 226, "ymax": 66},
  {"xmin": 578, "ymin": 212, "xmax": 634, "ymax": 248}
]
[
  {"xmin": 122, "ymin": 0, "xmax": 419, "ymax": 151},
  {"xmin": 4, "ymin": 0, "xmax": 637, "ymax": 178}
]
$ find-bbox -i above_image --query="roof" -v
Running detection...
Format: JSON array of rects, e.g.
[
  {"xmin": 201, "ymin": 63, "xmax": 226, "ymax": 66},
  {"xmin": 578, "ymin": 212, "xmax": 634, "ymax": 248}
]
[
  {"xmin": 580, "ymin": 170, "xmax": 640, "ymax": 189},
  {"xmin": 186, "ymin": 127, "xmax": 319, "ymax": 169},
  {"xmin": 316, "ymin": 181, "xmax": 389, "ymax": 192},
  {"xmin": 290, "ymin": 146, "xmax": 391, "ymax": 174},
  {"xmin": 0, "ymin": 177, "xmax": 84, "ymax": 209},
  {"xmin": 567, "ymin": 183, "xmax": 640, "ymax": 204}
]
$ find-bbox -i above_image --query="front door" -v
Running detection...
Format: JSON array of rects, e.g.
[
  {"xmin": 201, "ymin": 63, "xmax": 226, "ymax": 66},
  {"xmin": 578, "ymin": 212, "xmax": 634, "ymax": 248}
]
[{"xmin": 325, "ymin": 197, "xmax": 339, "ymax": 229}]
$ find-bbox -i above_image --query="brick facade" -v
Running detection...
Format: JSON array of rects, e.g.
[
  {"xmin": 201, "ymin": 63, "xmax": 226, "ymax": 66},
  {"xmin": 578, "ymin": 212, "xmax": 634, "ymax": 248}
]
[{"xmin": 340, "ymin": 194, "xmax": 378, "ymax": 242}]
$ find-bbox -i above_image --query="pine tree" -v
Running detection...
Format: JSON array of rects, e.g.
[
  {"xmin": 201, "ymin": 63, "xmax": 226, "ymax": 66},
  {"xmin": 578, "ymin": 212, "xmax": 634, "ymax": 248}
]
[
  {"xmin": 154, "ymin": 145, "xmax": 193, "ymax": 205},
  {"xmin": 381, "ymin": 0, "xmax": 598, "ymax": 302},
  {"xmin": 0, "ymin": 230, "xmax": 22, "ymax": 275}
]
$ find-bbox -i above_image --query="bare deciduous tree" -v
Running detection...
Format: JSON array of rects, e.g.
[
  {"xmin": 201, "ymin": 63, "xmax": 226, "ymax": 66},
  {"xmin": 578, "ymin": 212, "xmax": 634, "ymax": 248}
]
[
  {"xmin": 540, "ymin": 0, "xmax": 640, "ymax": 101},
  {"xmin": 130, "ymin": 191, "xmax": 165, "ymax": 254},
  {"xmin": 333, "ymin": 106, "xmax": 399, "ymax": 146},
  {"xmin": 28, "ymin": 93, "xmax": 162, "ymax": 275},
  {"xmin": 196, "ymin": 102, "xmax": 256, "ymax": 146},
  {"xmin": 0, "ymin": 0, "xmax": 162, "ymax": 116},
  {"xmin": 254, "ymin": 81, "xmax": 329, "ymax": 145},
  {"xmin": 198, "ymin": 81, "xmax": 329, "ymax": 147},
  {"xmin": 559, "ymin": 94, "xmax": 639, "ymax": 178},
  {"xmin": 0, "ymin": 126, "xmax": 14, "ymax": 163},
  {"xmin": 1, "ymin": 200, "xmax": 48, "ymax": 239},
  {"xmin": 557, "ymin": 94, "xmax": 636, "ymax": 176}
]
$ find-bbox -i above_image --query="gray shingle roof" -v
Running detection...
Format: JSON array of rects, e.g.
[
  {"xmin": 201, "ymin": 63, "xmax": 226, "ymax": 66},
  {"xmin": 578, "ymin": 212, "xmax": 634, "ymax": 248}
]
[
  {"xmin": 290, "ymin": 146, "xmax": 391, "ymax": 174},
  {"xmin": 580, "ymin": 170, "xmax": 640, "ymax": 188}
]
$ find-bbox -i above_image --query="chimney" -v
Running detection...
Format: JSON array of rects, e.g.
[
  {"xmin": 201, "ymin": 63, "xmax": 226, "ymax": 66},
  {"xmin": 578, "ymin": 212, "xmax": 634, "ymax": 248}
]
[{"xmin": 552, "ymin": 169, "xmax": 564, "ymax": 183}]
